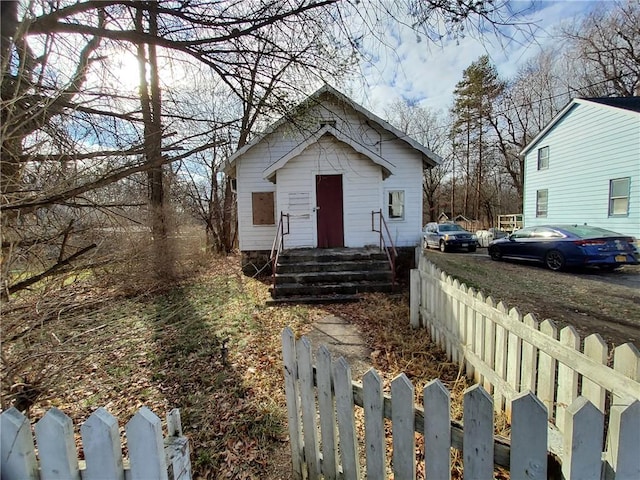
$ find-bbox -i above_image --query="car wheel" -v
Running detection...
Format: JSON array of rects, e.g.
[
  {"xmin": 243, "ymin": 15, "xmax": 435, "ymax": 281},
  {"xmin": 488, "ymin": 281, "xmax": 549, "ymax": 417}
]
[
  {"xmin": 489, "ymin": 247, "xmax": 501, "ymax": 261},
  {"xmin": 439, "ymin": 241, "xmax": 447, "ymax": 253},
  {"xmin": 545, "ymin": 250, "xmax": 565, "ymax": 271},
  {"xmin": 468, "ymin": 246, "xmax": 476, "ymax": 253}
]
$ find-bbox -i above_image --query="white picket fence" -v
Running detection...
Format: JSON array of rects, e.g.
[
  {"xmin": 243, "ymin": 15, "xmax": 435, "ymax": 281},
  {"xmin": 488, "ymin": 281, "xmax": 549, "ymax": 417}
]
[
  {"xmin": 282, "ymin": 327, "xmax": 639, "ymax": 479},
  {"xmin": 0, "ymin": 406, "xmax": 191, "ymax": 480}
]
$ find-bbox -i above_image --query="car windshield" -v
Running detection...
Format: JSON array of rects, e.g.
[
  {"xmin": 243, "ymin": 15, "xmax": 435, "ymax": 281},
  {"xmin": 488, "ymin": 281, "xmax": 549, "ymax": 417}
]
[
  {"xmin": 559, "ymin": 225, "xmax": 623, "ymax": 238},
  {"xmin": 439, "ymin": 224, "xmax": 466, "ymax": 232}
]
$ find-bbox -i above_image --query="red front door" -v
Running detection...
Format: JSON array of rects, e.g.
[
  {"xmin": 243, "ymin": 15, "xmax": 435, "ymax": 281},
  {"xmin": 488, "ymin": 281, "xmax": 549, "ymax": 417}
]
[{"xmin": 316, "ymin": 175, "xmax": 344, "ymax": 248}]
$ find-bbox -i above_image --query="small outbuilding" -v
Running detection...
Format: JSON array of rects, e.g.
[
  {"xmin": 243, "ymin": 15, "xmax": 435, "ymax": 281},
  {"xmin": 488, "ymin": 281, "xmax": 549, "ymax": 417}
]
[
  {"xmin": 521, "ymin": 97, "xmax": 639, "ymax": 238},
  {"xmin": 225, "ymin": 85, "xmax": 441, "ymax": 273}
]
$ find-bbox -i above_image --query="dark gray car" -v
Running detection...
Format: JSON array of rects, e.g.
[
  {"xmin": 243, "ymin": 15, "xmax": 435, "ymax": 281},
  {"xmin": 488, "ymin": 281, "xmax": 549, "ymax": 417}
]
[{"xmin": 423, "ymin": 222, "xmax": 479, "ymax": 252}]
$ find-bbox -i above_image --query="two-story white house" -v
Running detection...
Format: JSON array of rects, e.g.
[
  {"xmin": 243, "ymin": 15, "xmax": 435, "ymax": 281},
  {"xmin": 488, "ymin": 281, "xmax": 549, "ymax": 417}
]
[{"xmin": 521, "ymin": 97, "xmax": 640, "ymax": 238}]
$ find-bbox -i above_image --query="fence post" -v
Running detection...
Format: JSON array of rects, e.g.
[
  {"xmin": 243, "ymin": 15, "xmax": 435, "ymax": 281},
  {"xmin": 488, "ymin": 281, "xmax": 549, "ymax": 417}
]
[
  {"xmin": 81, "ymin": 407, "xmax": 125, "ymax": 480},
  {"xmin": 493, "ymin": 302, "xmax": 509, "ymax": 412},
  {"xmin": 391, "ymin": 374, "xmax": 416, "ymax": 479},
  {"xmin": 424, "ymin": 379, "xmax": 451, "ymax": 480},
  {"xmin": 562, "ymin": 397, "xmax": 604, "ymax": 480},
  {"xmin": 363, "ymin": 369, "xmax": 386, "ymax": 480},
  {"xmin": 35, "ymin": 407, "xmax": 81, "ymax": 480},
  {"xmin": 282, "ymin": 327, "xmax": 304, "ymax": 479},
  {"xmin": 510, "ymin": 391, "xmax": 547, "ymax": 479},
  {"xmin": 463, "ymin": 384, "xmax": 493, "ymax": 480},
  {"xmin": 165, "ymin": 409, "xmax": 192, "ymax": 480},
  {"xmin": 0, "ymin": 407, "xmax": 39, "ymax": 480}
]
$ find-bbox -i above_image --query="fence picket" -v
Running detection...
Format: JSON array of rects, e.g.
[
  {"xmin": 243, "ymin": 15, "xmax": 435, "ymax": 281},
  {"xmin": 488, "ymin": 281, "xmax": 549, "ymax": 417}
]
[
  {"xmin": 582, "ymin": 334, "xmax": 607, "ymax": 411},
  {"xmin": 391, "ymin": 374, "xmax": 416, "ymax": 479},
  {"xmin": 493, "ymin": 302, "xmax": 509, "ymax": 412},
  {"xmin": 536, "ymin": 319, "xmax": 558, "ymax": 419},
  {"xmin": 510, "ymin": 391, "xmax": 547, "ymax": 479},
  {"xmin": 520, "ymin": 314, "xmax": 538, "ymax": 393},
  {"xmin": 482, "ymin": 295, "xmax": 495, "ymax": 394},
  {"xmin": 466, "ymin": 287, "xmax": 477, "ymax": 382},
  {"xmin": 333, "ymin": 357, "xmax": 361, "ymax": 479},
  {"xmin": 410, "ymin": 269, "xmax": 420, "ymax": 328},
  {"xmin": 0, "ymin": 407, "xmax": 39, "ymax": 480},
  {"xmin": 557, "ymin": 327, "xmax": 580, "ymax": 431},
  {"xmin": 296, "ymin": 336, "xmax": 321, "ymax": 479},
  {"xmin": 281, "ymin": 327, "xmax": 304, "ymax": 480},
  {"xmin": 81, "ymin": 407, "xmax": 124, "ymax": 480},
  {"xmin": 606, "ymin": 399, "xmax": 640, "ymax": 479},
  {"xmin": 35, "ymin": 408, "xmax": 80, "ymax": 480},
  {"xmin": 463, "ymin": 384, "xmax": 493, "ymax": 480},
  {"xmin": 613, "ymin": 343, "xmax": 640, "ymax": 385},
  {"xmin": 126, "ymin": 407, "xmax": 168, "ymax": 480},
  {"xmin": 317, "ymin": 345, "xmax": 338, "ymax": 479},
  {"xmin": 562, "ymin": 397, "xmax": 604, "ymax": 480},
  {"xmin": 506, "ymin": 308, "xmax": 523, "ymax": 418},
  {"xmin": 363, "ymin": 369, "xmax": 386, "ymax": 480},
  {"xmin": 423, "ymin": 379, "xmax": 451, "ymax": 480}
]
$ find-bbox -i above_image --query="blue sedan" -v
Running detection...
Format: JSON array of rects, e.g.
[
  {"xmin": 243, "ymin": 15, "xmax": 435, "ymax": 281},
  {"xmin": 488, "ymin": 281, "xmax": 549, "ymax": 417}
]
[{"xmin": 488, "ymin": 225, "xmax": 639, "ymax": 271}]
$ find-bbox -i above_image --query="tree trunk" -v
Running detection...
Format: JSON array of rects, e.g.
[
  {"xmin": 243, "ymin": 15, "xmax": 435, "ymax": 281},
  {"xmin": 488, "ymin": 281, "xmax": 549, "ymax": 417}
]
[{"xmin": 136, "ymin": 2, "xmax": 173, "ymax": 279}]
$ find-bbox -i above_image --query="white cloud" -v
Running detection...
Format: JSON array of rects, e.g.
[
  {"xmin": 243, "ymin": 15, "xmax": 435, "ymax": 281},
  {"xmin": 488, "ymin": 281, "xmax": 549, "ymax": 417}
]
[{"xmin": 350, "ymin": 0, "xmax": 600, "ymax": 118}]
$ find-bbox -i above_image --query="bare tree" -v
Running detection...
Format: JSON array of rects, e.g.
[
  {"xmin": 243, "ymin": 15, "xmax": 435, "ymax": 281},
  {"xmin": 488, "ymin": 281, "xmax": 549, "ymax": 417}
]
[{"xmin": 561, "ymin": 0, "xmax": 640, "ymax": 97}]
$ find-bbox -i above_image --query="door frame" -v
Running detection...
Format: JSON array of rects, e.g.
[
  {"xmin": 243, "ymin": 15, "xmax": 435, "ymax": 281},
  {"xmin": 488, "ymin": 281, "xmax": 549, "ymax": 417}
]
[{"xmin": 313, "ymin": 172, "xmax": 345, "ymax": 248}]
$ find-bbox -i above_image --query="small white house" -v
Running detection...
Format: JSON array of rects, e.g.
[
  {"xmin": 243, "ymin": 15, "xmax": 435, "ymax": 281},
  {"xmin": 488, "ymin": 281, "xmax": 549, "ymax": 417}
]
[
  {"xmin": 225, "ymin": 85, "xmax": 441, "ymax": 270},
  {"xmin": 521, "ymin": 97, "xmax": 640, "ymax": 238}
]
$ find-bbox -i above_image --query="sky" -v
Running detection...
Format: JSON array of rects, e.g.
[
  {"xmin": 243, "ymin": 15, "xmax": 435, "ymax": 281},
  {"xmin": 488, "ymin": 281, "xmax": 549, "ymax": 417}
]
[{"xmin": 348, "ymin": 0, "xmax": 602, "ymax": 117}]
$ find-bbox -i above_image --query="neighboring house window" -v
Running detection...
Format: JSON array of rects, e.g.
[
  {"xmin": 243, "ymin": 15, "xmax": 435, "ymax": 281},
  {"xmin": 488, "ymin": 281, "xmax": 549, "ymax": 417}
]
[
  {"xmin": 536, "ymin": 189, "xmax": 548, "ymax": 217},
  {"xmin": 387, "ymin": 190, "xmax": 404, "ymax": 220},
  {"xmin": 252, "ymin": 192, "xmax": 275, "ymax": 225},
  {"xmin": 537, "ymin": 146, "xmax": 549, "ymax": 170},
  {"xmin": 609, "ymin": 177, "xmax": 630, "ymax": 216}
]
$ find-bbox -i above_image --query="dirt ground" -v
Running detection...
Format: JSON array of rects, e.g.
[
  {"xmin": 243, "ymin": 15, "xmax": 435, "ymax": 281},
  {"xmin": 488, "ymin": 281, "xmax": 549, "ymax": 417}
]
[{"xmin": 422, "ymin": 248, "xmax": 640, "ymax": 348}]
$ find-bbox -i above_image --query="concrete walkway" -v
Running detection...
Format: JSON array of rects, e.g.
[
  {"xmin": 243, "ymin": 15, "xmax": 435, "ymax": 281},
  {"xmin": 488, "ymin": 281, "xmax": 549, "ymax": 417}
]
[{"xmin": 305, "ymin": 315, "xmax": 372, "ymax": 378}]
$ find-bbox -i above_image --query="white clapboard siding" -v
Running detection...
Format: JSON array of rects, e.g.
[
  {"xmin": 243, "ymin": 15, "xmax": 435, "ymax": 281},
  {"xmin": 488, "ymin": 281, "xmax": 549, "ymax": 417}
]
[
  {"xmin": 282, "ymin": 328, "xmax": 640, "ymax": 479},
  {"xmin": 0, "ymin": 407, "xmax": 191, "ymax": 480},
  {"xmin": 413, "ymin": 257, "xmax": 640, "ymax": 441}
]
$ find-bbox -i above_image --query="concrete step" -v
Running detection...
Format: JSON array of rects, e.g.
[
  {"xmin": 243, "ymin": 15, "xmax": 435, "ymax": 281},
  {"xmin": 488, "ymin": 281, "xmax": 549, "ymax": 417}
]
[
  {"xmin": 266, "ymin": 294, "xmax": 361, "ymax": 305},
  {"xmin": 276, "ymin": 260, "xmax": 390, "ymax": 274},
  {"xmin": 275, "ymin": 270, "xmax": 392, "ymax": 285},
  {"xmin": 271, "ymin": 281, "xmax": 394, "ymax": 297}
]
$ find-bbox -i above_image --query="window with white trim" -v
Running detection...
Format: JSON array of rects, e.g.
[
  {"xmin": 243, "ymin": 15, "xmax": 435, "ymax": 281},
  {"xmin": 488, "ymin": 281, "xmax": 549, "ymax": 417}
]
[
  {"xmin": 537, "ymin": 146, "xmax": 549, "ymax": 170},
  {"xmin": 536, "ymin": 189, "xmax": 548, "ymax": 218},
  {"xmin": 387, "ymin": 190, "xmax": 405, "ymax": 220},
  {"xmin": 609, "ymin": 177, "xmax": 630, "ymax": 216}
]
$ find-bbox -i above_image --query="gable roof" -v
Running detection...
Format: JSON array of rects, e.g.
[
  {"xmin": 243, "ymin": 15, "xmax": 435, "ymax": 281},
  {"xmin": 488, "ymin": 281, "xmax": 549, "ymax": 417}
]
[
  {"xmin": 521, "ymin": 96, "xmax": 640, "ymax": 156},
  {"xmin": 262, "ymin": 123, "xmax": 397, "ymax": 182},
  {"xmin": 225, "ymin": 84, "xmax": 442, "ymax": 175}
]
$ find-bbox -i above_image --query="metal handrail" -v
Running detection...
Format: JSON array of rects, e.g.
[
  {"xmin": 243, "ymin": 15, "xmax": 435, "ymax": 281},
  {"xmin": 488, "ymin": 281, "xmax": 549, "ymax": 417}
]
[
  {"xmin": 270, "ymin": 212, "xmax": 290, "ymax": 281},
  {"xmin": 371, "ymin": 209, "xmax": 397, "ymax": 286}
]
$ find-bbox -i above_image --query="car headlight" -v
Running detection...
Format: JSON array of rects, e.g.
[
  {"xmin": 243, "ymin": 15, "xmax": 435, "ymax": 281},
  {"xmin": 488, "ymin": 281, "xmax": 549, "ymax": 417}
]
[
  {"xmin": 471, "ymin": 234, "xmax": 478, "ymax": 240},
  {"xmin": 444, "ymin": 234, "xmax": 456, "ymax": 240}
]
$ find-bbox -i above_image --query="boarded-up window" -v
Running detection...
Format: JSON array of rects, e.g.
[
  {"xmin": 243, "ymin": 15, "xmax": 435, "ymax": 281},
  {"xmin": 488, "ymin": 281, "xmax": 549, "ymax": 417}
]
[{"xmin": 252, "ymin": 192, "xmax": 275, "ymax": 225}]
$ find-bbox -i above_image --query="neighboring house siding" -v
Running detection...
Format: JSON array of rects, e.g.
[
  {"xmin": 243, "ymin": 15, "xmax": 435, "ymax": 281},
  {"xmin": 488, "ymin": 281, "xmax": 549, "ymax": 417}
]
[{"xmin": 523, "ymin": 102, "xmax": 640, "ymax": 237}]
